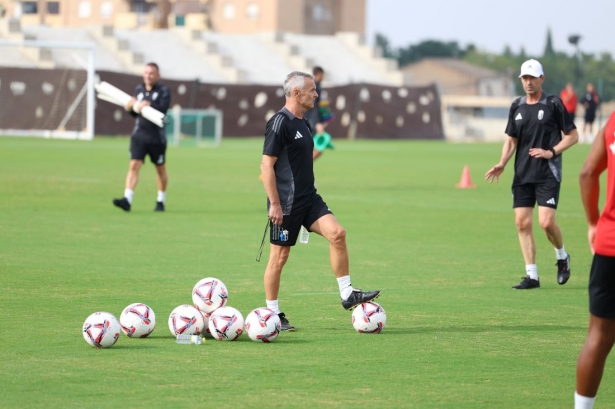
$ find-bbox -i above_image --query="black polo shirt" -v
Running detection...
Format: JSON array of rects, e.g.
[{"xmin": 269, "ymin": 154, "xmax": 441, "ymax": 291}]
[
  {"xmin": 263, "ymin": 107, "xmax": 316, "ymax": 214},
  {"xmin": 131, "ymin": 82, "xmax": 171, "ymax": 142},
  {"xmin": 505, "ymin": 93, "xmax": 576, "ymax": 185}
]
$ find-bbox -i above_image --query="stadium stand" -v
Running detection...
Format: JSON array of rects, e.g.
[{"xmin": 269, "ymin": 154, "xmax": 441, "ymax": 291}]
[{"xmin": 114, "ymin": 28, "xmax": 226, "ymax": 83}]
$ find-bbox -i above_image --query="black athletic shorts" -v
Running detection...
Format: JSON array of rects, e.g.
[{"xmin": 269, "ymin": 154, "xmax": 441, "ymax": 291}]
[
  {"xmin": 130, "ymin": 137, "xmax": 167, "ymax": 165},
  {"xmin": 512, "ymin": 182, "xmax": 560, "ymax": 209},
  {"xmin": 584, "ymin": 110, "xmax": 596, "ymax": 124},
  {"xmin": 589, "ymin": 253, "xmax": 615, "ymax": 319},
  {"xmin": 269, "ymin": 193, "xmax": 332, "ymax": 246}
]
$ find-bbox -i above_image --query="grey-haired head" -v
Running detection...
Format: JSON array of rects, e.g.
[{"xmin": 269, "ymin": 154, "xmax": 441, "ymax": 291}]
[{"xmin": 283, "ymin": 71, "xmax": 314, "ymax": 97}]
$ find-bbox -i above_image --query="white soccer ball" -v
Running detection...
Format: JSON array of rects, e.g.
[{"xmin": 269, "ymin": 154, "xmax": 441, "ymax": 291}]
[
  {"xmin": 192, "ymin": 277, "xmax": 229, "ymax": 315},
  {"xmin": 168, "ymin": 304, "xmax": 205, "ymax": 336},
  {"xmin": 208, "ymin": 306, "xmax": 244, "ymax": 341},
  {"xmin": 351, "ymin": 302, "xmax": 386, "ymax": 334},
  {"xmin": 119, "ymin": 303, "xmax": 156, "ymax": 338},
  {"xmin": 245, "ymin": 307, "xmax": 281, "ymax": 343},
  {"xmin": 82, "ymin": 312, "xmax": 122, "ymax": 348}
]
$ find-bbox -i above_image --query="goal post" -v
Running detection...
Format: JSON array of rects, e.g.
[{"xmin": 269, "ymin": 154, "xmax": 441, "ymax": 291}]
[
  {"xmin": 165, "ymin": 107, "xmax": 223, "ymax": 147},
  {"xmin": 0, "ymin": 39, "xmax": 96, "ymax": 140}
]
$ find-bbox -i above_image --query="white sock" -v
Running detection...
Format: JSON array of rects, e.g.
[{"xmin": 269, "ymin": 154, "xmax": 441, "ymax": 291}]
[
  {"xmin": 124, "ymin": 189, "xmax": 134, "ymax": 204},
  {"xmin": 337, "ymin": 275, "xmax": 353, "ymax": 300},
  {"xmin": 555, "ymin": 246, "xmax": 568, "ymax": 260},
  {"xmin": 526, "ymin": 264, "xmax": 538, "ymax": 280},
  {"xmin": 266, "ymin": 299, "xmax": 280, "ymax": 315},
  {"xmin": 574, "ymin": 392, "xmax": 595, "ymax": 409},
  {"xmin": 157, "ymin": 190, "xmax": 166, "ymax": 203}
]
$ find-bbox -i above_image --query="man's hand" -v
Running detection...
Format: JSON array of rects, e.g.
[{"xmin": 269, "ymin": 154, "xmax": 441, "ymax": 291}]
[
  {"xmin": 588, "ymin": 224, "xmax": 597, "ymax": 255},
  {"xmin": 268, "ymin": 203, "xmax": 284, "ymax": 226},
  {"xmin": 136, "ymin": 100, "xmax": 151, "ymax": 113},
  {"xmin": 315, "ymin": 122, "xmax": 325, "ymax": 135},
  {"xmin": 529, "ymin": 148, "xmax": 554, "ymax": 159},
  {"xmin": 125, "ymin": 97, "xmax": 137, "ymax": 112},
  {"xmin": 485, "ymin": 164, "xmax": 505, "ymax": 183}
]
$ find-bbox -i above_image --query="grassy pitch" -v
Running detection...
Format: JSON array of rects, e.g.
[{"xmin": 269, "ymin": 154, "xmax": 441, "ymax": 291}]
[{"xmin": 0, "ymin": 137, "xmax": 610, "ymax": 408}]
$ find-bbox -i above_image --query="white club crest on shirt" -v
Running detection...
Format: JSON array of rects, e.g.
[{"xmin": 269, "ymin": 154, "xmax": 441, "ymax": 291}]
[
  {"xmin": 152, "ymin": 92, "xmax": 158, "ymax": 100},
  {"xmin": 137, "ymin": 92, "xmax": 144, "ymax": 101},
  {"xmin": 538, "ymin": 110, "xmax": 544, "ymax": 120}
]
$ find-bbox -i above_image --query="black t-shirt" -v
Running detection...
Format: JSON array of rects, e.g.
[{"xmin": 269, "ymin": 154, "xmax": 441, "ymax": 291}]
[
  {"xmin": 505, "ymin": 93, "xmax": 576, "ymax": 185},
  {"xmin": 583, "ymin": 91, "xmax": 598, "ymax": 114},
  {"xmin": 263, "ymin": 107, "xmax": 316, "ymax": 214},
  {"xmin": 131, "ymin": 82, "xmax": 171, "ymax": 142},
  {"xmin": 304, "ymin": 81, "xmax": 322, "ymax": 126}
]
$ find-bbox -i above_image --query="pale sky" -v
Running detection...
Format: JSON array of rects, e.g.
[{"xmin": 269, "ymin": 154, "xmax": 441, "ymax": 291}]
[{"xmin": 366, "ymin": 0, "xmax": 615, "ymax": 58}]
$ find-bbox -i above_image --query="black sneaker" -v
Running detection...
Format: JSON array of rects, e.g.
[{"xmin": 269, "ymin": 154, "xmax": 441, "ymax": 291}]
[
  {"xmin": 341, "ymin": 289, "xmax": 381, "ymax": 311},
  {"xmin": 512, "ymin": 276, "xmax": 540, "ymax": 289},
  {"xmin": 278, "ymin": 313, "xmax": 295, "ymax": 331},
  {"xmin": 154, "ymin": 201, "xmax": 165, "ymax": 212},
  {"xmin": 113, "ymin": 197, "xmax": 131, "ymax": 212},
  {"xmin": 557, "ymin": 254, "xmax": 571, "ymax": 285}
]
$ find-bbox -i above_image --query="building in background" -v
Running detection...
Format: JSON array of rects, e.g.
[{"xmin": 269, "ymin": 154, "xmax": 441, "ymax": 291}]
[
  {"xmin": 0, "ymin": 0, "xmax": 364, "ymax": 32},
  {"xmin": 401, "ymin": 57, "xmax": 513, "ymax": 97},
  {"xmin": 209, "ymin": 0, "xmax": 363, "ymax": 35}
]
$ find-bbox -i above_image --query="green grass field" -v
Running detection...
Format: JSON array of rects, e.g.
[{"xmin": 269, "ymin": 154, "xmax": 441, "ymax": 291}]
[{"xmin": 0, "ymin": 136, "xmax": 611, "ymax": 408}]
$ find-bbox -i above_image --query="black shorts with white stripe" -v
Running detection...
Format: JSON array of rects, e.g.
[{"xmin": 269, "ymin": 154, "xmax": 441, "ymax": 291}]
[{"xmin": 512, "ymin": 181, "xmax": 561, "ymax": 209}]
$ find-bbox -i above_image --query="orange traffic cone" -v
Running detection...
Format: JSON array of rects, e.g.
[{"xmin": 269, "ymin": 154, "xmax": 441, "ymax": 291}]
[{"xmin": 456, "ymin": 166, "xmax": 476, "ymax": 189}]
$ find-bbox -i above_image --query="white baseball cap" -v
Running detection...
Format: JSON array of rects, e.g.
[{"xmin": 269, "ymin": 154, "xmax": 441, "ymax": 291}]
[{"xmin": 519, "ymin": 59, "xmax": 544, "ymax": 78}]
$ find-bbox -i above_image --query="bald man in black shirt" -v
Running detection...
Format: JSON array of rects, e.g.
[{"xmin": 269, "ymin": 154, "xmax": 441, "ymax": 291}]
[
  {"xmin": 486, "ymin": 59, "xmax": 578, "ymax": 289},
  {"xmin": 260, "ymin": 71, "xmax": 380, "ymax": 331},
  {"xmin": 113, "ymin": 62, "xmax": 171, "ymax": 212}
]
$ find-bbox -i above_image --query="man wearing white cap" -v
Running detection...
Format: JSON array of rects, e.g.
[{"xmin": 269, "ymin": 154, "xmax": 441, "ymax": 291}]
[{"xmin": 485, "ymin": 59, "xmax": 579, "ymax": 289}]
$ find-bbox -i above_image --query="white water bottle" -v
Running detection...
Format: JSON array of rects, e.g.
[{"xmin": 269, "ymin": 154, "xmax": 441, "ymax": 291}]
[
  {"xmin": 299, "ymin": 226, "xmax": 310, "ymax": 244},
  {"xmin": 176, "ymin": 334, "xmax": 204, "ymax": 344}
]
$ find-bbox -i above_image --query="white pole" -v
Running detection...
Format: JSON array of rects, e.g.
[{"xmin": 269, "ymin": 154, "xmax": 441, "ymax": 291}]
[{"xmin": 85, "ymin": 46, "xmax": 95, "ymax": 140}]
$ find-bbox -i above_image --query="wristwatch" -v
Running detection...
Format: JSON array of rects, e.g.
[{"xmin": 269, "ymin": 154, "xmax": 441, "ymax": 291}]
[{"xmin": 549, "ymin": 148, "xmax": 557, "ymax": 158}]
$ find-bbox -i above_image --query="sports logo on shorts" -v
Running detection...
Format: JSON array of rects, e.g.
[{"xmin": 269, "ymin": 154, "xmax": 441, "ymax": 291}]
[
  {"xmin": 538, "ymin": 110, "xmax": 544, "ymax": 120},
  {"xmin": 157, "ymin": 155, "xmax": 164, "ymax": 164},
  {"xmin": 279, "ymin": 230, "xmax": 289, "ymax": 242}
]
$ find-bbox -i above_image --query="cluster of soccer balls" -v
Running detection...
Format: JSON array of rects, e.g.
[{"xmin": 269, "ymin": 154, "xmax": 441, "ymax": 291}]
[{"xmin": 82, "ymin": 277, "xmax": 386, "ymax": 348}]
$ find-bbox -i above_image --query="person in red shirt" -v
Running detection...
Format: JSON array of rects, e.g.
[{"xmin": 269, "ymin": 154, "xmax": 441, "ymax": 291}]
[
  {"xmin": 576, "ymin": 110, "xmax": 615, "ymax": 409},
  {"xmin": 560, "ymin": 82, "xmax": 578, "ymax": 122}
]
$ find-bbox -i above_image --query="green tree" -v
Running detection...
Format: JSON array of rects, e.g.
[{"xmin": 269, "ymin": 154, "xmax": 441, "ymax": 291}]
[
  {"xmin": 374, "ymin": 32, "xmax": 615, "ymax": 101},
  {"xmin": 375, "ymin": 32, "xmax": 395, "ymax": 60},
  {"xmin": 544, "ymin": 28, "xmax": 555, "ymax": 57}
]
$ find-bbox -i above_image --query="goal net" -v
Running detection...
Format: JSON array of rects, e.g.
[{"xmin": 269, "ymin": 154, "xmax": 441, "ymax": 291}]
[
  {"xmin": 165, "ymin": 108, "xmax": 223, "ymax": 147},
  {"xmin": 0, "ymin": 39, "xmax": 95, "ymax": 140}
]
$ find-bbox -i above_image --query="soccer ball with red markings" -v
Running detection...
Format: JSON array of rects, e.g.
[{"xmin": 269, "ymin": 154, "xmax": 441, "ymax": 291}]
[
  {"xmin": 351, "ymin": 302, "xmax": 386, "ymax": 334},
  {"xmin": 82, "ymin": 312, "xmax": 121, "ymax": 348},
  {"xmin": 168, "ymin": 304, "xmax": 205, "ymax": 336},
  {"xmin": 192, "ymin": 277, "xmax": 229, "ymax": 315},
  {"xmin": 245, "ymin": 307, "xmax": 281, "ymax": 343},
  {"xmin": 120, "ymin": 303, "xmax": 156, "ymax": 338},
  {"xmin": 208, "ymin": 306, "xmax": 244, "ymax": 341}
]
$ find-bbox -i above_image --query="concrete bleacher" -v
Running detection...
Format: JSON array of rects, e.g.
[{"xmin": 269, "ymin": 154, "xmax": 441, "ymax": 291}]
[
  {"xmin": 0, "ymin": 44, "xmax": 36, "ymax": 68},
  {"xmin": 282, "ymin": 33, "xmax": 388, "ymax": 85},
  {"xmin": 115, "ymin": 29, "xmax": 226, "ymax": 82},
  {"xmin": 20, "ymin": 26, "xmax": 124, "ymax": 71},
  {"xmin": 0, "ymin": 25, "xmax": 404, "ymax": 86},
  {"xmin": 200, "ymin": 32, "xmax": 292, "ymax": 85}
]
